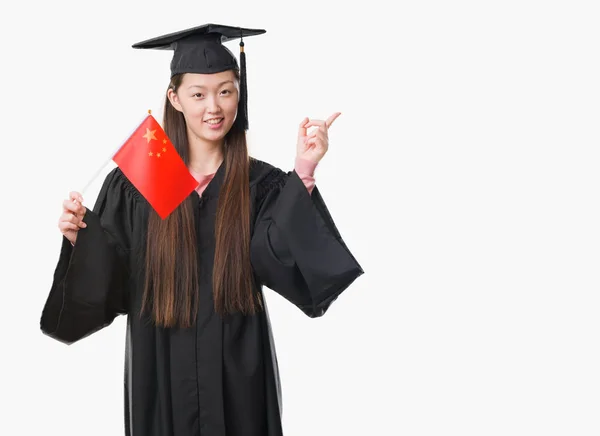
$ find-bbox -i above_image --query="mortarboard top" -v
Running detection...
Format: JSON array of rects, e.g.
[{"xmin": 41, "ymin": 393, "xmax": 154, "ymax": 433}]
[{"xmin": 132, "ymin": 24, "xmax": 266, "ymax": 130}]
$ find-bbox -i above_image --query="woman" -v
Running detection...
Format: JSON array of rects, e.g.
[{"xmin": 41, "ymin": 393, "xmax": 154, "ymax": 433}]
[{"xmin": 41, "ymin": 23, "xmax": 363, "ymax": 436}]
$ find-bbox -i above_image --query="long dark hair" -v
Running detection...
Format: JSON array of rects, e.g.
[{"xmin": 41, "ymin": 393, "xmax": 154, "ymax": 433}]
[{"xmin": 140, "ymin": 70, "xmax": 261, "ymax": 329}]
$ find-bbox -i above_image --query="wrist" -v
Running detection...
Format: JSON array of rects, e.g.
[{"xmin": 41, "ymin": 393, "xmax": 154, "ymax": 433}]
[{"xmin": 295, "ymin": 156, "xmax": 318, "ymax": 176}]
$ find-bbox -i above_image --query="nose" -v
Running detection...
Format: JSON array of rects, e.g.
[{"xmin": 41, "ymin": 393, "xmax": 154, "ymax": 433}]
[{"xmin": 206, "ymin": 95, "xmax": 221, "ymax": 114}]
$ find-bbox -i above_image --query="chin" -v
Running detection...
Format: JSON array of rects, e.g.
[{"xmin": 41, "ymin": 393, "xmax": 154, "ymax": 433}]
[
  {"xmin": 205, "ymin": 123, "xmax": 234, "ymax": 138},
  {"xmin": 202, "ymin": 130, "xmax": 227, "ymax": 143}
]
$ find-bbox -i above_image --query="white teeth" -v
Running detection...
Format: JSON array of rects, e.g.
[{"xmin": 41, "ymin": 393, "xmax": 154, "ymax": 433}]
[{"xmin": 206, "ymin": 118, "xmax": 223, "ymax": 125}]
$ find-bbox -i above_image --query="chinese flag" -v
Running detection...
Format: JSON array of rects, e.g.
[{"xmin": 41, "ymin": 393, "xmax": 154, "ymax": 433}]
[{"xmin": 112, "ymin": 114, "xmax": 199, "ymax": 219}]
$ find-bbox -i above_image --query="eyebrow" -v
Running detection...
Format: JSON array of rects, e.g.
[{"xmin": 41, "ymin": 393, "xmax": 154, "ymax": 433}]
[{"xmin": 188, "ymin": 80, "xmax": 234, "ymax": 89}]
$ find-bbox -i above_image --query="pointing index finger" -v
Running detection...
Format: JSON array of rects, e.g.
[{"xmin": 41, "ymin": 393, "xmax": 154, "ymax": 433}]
[{"xmin": 325, "ymin": 112, "xmax": 341, "ymax": 128}]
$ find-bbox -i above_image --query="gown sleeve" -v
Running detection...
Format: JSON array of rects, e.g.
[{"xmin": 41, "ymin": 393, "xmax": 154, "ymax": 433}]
[
  {"xmin": 40, "ymin": 168, "xmax": 138, "ymax": 345},
  {"xmin": 250, "ymin": 167, "xmax": 364, "ymax": 318}
]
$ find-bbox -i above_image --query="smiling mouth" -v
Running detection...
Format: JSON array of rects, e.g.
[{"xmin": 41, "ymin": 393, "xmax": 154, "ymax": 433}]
[{"xmin": 205, "ymin": 118, "xmax": 224, "ymax": 125}]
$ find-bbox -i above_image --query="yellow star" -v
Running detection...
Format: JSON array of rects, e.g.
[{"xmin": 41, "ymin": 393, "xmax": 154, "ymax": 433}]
[
  {"xmin": 148, "ymin": 151, "xmax": 153, "ymax": 157},
  {"xmin": 142, "ymin": 128, "xmax": 157, "ymax": 143},
  {"xmin": 163, "ymin": 139, "xmax": 167, "ymax": 144},
  {"xmin": 157, "ymin": 153, "xmax": 161, "ymax": 158},
  {"xmin": 162, "ymin": 147, "xmax": 167, "ymax": 152}
]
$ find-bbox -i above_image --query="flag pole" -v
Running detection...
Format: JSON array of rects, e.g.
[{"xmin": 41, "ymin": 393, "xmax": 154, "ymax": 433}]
[{"xmin": 79, "ymin": 110, "xmax": 152, "ymax": 197}]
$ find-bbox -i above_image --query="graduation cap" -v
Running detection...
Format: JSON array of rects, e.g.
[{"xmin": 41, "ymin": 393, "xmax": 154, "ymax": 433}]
[{"xmin": 132, "ymin": 24, "xmax": 266, "ymax": 130}]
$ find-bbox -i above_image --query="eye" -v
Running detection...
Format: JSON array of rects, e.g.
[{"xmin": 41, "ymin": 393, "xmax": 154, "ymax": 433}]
[
  {"xmin": 193, "ymin": 93, "xmax": 204, "ymax": 99},
  {"xmin": 221, "ymin": 89, "xmax": 232, "ymax": 95}
]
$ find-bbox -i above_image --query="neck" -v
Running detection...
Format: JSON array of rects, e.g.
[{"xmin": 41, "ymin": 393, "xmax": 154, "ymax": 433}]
[{"xmin": 187, "ymin": 131, "xmax": 224, "ymax": 175}]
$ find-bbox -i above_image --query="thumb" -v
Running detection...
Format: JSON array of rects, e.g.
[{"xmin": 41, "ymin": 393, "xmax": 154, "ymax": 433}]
[{"xmin": 298, "ymin": 117, "xmax": 309, "ymax": 139}]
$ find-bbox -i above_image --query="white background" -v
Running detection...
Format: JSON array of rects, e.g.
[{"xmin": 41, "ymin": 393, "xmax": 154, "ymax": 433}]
[{"xmin": 1, "ymin": 0, "xmax": 600, "ymax": 435}]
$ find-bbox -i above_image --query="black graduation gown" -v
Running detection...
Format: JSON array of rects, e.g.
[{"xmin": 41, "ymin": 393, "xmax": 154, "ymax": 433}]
[{"xmin": 40, "ymin": 157, "xmax": 364, "ymax": 436}]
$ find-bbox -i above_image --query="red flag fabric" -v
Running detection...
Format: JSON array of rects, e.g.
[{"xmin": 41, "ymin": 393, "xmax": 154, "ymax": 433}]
[{"xmin": 112, "ymin": 114, "xmax": 199, "ymax": 219}]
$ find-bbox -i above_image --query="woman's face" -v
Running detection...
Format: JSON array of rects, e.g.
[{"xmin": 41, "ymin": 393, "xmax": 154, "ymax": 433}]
[{"xmin": 168, "ymin": 70, "xmax": 239, "ymax": 144}]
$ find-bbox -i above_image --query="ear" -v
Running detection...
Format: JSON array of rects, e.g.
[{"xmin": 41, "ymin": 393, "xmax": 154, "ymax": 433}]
[{"xmin": 167, "ymin": 88, "xmax": 183, "ymax": 113}]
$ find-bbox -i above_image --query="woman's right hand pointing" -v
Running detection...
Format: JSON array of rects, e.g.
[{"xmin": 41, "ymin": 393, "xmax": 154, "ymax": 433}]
[{"xmin": 58, "ymin": 191, "xmax": 87, "ymax": 245}]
